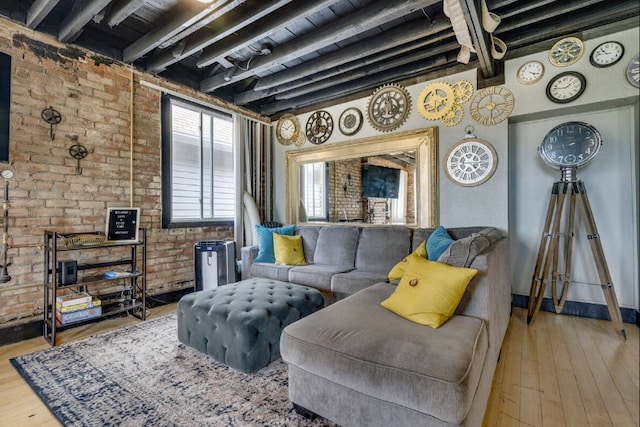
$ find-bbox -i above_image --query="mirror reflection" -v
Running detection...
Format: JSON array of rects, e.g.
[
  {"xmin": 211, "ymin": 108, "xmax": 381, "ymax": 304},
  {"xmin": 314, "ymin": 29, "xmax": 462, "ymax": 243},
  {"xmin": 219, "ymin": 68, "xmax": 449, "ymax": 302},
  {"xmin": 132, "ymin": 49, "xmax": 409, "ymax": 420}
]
[
  {"xmin": 285, "ymin": 127, "xmax": 438, "ymax": 228},
  {"xmin": 298, "ymin": 151, "xmax": 416, "ymax": 224}
]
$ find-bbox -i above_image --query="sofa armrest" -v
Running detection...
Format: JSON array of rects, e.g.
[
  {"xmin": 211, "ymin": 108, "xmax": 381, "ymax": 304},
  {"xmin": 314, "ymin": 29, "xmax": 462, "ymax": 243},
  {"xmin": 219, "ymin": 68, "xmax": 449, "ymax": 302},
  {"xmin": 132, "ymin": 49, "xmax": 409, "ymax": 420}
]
[
  {"xmin": 240, "ymin": 245, "xmax": 259, "ymax": 281},
  {"xmin": 456, "ymin": 238, "xmax": 510, "ymax": 352}
]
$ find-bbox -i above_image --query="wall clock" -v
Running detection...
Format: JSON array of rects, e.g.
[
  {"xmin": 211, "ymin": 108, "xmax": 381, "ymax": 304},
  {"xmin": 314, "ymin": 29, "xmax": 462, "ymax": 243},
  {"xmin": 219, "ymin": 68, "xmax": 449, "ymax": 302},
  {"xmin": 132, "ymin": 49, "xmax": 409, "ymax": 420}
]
[
  {"xmin": 469, "ymin": 86, "xmax": 514, "ymax": 126},
  {"xmin": 549, "ymin": 37, "xmax": 584, "ymax": 67},
  {"xmin": 626, "ymin": 54, "xmax": 640, "ymax": 88},
  {"xmin": 417, "ymin": 81, "xmax": 455, "ymax": 121},
  {"xmin": 589, "ymin": 41, "xmax": 624, "ymax": 68},
  {"xmin": 444, "ymin": 136, "xmax": 498, "ymax": 187},
  {"xmin": 539, "ymin": 121, "xmax": 602, "ymax": 169},
  {"xmin": 276, "ymin": 113, "xmax": 300, "ymax": 146},
  {"xmin": 546, "ymin": 71, "xmax": 586, "ymax": 104},
  {"xmin": 305, "ymin": 110, "xmax": 333, "ymax": 145},
  {"xmin": 367, "ymin": 84, "xmax": 411, "ymax": 132},
  {"xmin": 516, "ymin": 60, "xmax": 545, "ymax": 85},
  {"xmin": 338, "ymin": 107, "xmax": 363, "ymax": 136}
]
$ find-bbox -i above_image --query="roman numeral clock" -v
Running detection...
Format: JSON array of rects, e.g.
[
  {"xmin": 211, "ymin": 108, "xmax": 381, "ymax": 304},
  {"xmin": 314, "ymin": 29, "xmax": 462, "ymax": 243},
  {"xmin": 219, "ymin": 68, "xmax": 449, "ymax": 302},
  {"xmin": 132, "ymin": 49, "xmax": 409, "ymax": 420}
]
[{"xmin": 444, "ymin": 127, "xmax": 498, "ymax": 187}]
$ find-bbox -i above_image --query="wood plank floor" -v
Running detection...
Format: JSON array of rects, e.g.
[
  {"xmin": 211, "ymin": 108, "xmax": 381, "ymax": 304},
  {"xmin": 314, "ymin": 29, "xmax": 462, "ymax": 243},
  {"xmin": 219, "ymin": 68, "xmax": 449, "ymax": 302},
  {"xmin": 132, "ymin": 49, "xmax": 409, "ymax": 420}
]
[{"xmin": 0, "ymin": 305, "xmax": 638, "ymax": 426}]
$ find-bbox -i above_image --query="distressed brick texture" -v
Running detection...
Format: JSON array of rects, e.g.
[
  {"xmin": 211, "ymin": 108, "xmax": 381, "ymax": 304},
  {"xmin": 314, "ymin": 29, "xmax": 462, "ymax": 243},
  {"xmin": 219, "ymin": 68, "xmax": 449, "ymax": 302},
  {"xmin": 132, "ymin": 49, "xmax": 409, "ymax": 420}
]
[{"xmin": 0, "ymin": 18, "xmax": 249, "ymax": 327}]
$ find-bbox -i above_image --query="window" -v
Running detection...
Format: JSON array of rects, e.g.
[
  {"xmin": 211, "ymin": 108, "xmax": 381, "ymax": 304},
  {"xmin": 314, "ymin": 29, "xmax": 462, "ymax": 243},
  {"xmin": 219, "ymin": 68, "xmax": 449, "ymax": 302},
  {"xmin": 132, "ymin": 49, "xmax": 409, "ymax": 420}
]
[
  {"xmin": 161, "ymin": 96, "xmax": 234, "ymax": 228},
  {"xmin": 300, "ymin": 162, "xmax": 327, "ymax": 221}
]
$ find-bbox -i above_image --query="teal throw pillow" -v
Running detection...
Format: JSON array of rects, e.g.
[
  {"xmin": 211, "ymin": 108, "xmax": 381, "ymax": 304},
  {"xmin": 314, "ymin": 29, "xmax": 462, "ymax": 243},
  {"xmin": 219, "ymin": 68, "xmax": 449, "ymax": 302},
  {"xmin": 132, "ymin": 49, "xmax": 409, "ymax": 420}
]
[
  {"xmin": 253, "ymin": 224, "xmax": 296, "ymax": 263},
  {"xmin": 427, "ymin": 225, "xmax": 455, "ymax": 261}
]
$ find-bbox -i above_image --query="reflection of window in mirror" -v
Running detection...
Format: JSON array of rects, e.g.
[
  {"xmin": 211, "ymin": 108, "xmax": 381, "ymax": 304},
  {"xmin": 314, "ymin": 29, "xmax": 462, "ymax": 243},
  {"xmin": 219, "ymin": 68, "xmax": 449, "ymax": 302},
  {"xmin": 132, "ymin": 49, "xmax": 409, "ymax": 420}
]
[{"xmin": 299, "ymin": 162, "xmax": 327, "ymax": 221}]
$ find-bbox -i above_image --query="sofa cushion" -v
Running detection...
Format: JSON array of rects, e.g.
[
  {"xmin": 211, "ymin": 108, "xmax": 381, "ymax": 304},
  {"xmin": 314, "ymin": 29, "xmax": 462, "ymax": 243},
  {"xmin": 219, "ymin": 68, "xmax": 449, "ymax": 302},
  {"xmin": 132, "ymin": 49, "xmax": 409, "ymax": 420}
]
[
  {"xmin": 295, "ymin": 226, "xmax": 321, "ymax": 264},
  {"xmin": 426, "ymin": 225, "xmax": 455, "ymax": 261},
  {"xmin": 288, "ymin": 264, "xmax": 354, "ymax": 292},
  {"xmin": 250, "ymin": 262, "xmax": 293, "ymax": 283},
  {"xmin": 273, "ymin": 234, "xmax": 307, "ymax": 265},
  {"xmin": 438, "ymin": 227, "xmax": 502, "ymax": 268},
  {"xmin": 331, "ymin": 270, "xmax": 390, "ymax": 295},
  {"xmin": 313, "ymin": 226, "xmax": 360, "ymax": 267},
  {"xmin": 253, "ymin": 224, "xmax": 295, "ymax": 263},
  {"xmin": 281, "ymin": 283, "xmax": 488, "ymax": 425},
  {"xmin": 355, "ymin": 226, "xmax": 411, "ymax": 271},
  {"xmin": 380, "ymin": 258, "xmax": 478, "ymax": 328},
  {"xmin": 388, "ymin": 241, "xmax": 427, "ymax": 281}
]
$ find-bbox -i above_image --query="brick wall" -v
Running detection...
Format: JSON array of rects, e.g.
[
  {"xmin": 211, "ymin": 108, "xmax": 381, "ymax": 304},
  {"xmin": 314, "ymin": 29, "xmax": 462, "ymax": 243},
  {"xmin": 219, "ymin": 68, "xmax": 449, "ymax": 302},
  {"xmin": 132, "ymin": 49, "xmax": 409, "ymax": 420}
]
[{"xmin": 0, "ymin": 18, "xmax": 256, "ymax": 328}]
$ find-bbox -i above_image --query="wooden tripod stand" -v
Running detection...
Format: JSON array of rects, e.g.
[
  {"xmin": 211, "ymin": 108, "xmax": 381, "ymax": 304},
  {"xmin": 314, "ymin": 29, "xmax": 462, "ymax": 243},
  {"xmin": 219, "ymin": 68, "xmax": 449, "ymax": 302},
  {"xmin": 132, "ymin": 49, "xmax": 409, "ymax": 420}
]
[{"xmin": 527, "ymin": 169, "xmax": 626, "ymax": 339}]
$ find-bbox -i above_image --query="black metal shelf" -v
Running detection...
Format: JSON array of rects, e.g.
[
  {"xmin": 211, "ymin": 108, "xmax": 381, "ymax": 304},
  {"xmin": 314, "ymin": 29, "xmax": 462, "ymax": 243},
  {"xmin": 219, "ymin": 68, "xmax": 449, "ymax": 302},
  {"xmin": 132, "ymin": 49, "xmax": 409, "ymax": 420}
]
[{"xmin": 43, "ymin": 228, "xmax": 147, "ymax": 346}]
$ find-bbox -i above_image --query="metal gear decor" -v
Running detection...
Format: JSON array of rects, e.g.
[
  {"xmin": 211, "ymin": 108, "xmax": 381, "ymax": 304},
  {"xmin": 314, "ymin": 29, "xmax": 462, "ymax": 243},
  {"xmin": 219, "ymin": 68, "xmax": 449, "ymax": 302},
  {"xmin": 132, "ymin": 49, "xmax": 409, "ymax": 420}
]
[
  {"xmin": 441, "ymin": 103, "xmax": 464, "ymax": 127},
  {"xmin": 367, "ymin": 83, "xmax": 411, "ymax": 132},
  {"xmin": 417, "ymin": 82, "xmax": 456, "ymax": 121},
  {"xmin": 452, "ymin": 80, "xmax": 474, "ymax": 104}
]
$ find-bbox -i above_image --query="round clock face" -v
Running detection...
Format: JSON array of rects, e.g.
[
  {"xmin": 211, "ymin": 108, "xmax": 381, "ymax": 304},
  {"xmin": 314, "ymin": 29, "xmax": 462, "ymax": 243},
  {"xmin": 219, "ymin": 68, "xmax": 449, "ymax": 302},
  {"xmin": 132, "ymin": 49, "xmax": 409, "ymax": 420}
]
[
  {"xmin": 367, "ymin": 84, "xmax": 411, "ymax": 132},
  {"xmin": 589, "ymin": 41, "xmax": 624, "ymax": 68},
  {"xmin": 546, "ymin": 71, "xmax": 586, "ymax": 104},
  {"xmin": 469, "ymin": 86, "xmax": 514, "ymax": 126},
  {"xmin": 276, "ymin": 113, "xmax": 300, "ymax": 145},
  {"xmin": 626, "ymin": 54, "xmax": 640, "ymax": 88},
  {"xmin": 338, "ymin": 107, "xmax": 363, "ymax": 136},
  {"xmin": 539, "ymin": 121, "xmax": 602, "ymax": 168},
  {"xmin": 305, "ymin": 110, "xmax": 333, "ymax": 145},
  {"xmin": 549, "ymin": 37, "xmax": 584, "ymax": 67},
  {"xmin": 0, "ymin": 169, "xmax": 13, "ymax": 179},
  {"xmin": 516, "ymin": 60, "xmax": 545, "ymax": 85},
  {"xmin": 445, "ymin": 138, "xmax": 498, "ymax": 187}
]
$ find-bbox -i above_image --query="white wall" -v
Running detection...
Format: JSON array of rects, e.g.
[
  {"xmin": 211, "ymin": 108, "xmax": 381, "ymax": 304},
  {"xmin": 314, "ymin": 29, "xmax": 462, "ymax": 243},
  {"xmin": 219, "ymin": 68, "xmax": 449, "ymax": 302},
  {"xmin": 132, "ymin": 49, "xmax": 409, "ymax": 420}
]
[{"xmin": 270, "ymin": 26, "xmax": 639, "ymax": 309}]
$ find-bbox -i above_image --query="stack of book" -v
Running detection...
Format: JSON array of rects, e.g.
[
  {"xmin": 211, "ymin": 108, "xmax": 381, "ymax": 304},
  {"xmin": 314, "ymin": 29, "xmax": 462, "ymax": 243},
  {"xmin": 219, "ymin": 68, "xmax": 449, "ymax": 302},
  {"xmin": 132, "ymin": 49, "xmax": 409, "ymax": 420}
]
[{"xmin": 55, "ymin": 292, "xmax": 102, "ymax": 325}]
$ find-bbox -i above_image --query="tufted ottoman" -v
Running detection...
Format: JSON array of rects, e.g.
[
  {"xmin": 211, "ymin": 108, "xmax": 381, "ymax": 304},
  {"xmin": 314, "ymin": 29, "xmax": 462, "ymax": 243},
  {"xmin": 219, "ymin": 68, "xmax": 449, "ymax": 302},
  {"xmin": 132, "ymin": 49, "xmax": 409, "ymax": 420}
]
[{"xmin": 177, "ymin": 278, "xmax": 324, "ymax": 374}]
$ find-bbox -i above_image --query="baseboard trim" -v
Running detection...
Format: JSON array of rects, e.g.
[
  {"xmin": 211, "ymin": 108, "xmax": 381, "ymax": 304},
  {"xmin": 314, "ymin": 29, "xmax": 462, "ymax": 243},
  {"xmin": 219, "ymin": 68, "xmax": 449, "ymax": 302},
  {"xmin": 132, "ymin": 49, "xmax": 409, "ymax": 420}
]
[
  {"xmin": 0, "ymin": 287, "xmax": 192, "ymax": 347},
  {"xmin": 512, "ymin": 294, "xmax": 638, "ymax": 324}
]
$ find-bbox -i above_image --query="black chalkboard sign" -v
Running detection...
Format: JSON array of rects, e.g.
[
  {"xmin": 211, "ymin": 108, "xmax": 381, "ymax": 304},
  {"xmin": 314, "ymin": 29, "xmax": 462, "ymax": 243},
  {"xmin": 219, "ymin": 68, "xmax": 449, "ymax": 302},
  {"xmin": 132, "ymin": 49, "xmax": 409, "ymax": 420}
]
[{"xmin": 105, "ymin": 208, "xmax": 140, "ymax": 242}]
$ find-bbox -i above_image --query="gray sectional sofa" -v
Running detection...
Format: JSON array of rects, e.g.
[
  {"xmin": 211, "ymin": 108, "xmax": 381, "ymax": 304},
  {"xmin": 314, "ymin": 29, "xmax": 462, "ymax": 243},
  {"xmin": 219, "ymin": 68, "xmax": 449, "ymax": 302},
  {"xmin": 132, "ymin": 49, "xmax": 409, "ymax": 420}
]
[{"xmin": 241, "ymin": 224, "xmax": 511, "ymax": 427}]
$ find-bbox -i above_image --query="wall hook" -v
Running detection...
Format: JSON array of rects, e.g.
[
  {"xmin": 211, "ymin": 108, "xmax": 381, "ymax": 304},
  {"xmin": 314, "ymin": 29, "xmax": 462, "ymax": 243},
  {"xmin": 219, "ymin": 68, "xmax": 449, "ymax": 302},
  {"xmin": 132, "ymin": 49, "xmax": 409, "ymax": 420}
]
[
  {"xmin": 69, "ymin": 144, "xmax": 88, "ymax": 175},
  {"xmin": 41, "ymin": 106, "xmax": 62, "ymax": 141}
]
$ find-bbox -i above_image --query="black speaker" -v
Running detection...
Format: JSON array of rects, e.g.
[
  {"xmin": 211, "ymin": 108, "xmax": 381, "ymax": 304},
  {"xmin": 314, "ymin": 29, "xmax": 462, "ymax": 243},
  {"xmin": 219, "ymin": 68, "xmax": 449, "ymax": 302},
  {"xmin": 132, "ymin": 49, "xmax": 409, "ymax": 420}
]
[{"xmin": 58, "ymin": 260, "xmax": 77, "ymax": 285}]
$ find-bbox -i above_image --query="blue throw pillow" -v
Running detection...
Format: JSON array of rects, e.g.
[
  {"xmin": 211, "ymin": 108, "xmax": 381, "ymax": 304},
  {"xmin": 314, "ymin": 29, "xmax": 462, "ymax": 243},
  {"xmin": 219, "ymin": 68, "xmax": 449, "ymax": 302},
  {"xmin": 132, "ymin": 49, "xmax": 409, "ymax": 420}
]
[
  {"xmin": 253, "ymin": 224, "xmax": 296, "ymax": 263},
  {"xmin": 427, "ymin": 226, "xmax": 455, "ymax": 261}
]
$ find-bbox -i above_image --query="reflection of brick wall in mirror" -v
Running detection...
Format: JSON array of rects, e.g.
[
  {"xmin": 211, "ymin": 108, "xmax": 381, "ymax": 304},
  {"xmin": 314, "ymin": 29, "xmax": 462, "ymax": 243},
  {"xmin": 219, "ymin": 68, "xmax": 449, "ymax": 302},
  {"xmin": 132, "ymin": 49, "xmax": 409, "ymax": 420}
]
[{"xmin": 0, "ymin": 52, "xmax": 10, "ymax": 163}]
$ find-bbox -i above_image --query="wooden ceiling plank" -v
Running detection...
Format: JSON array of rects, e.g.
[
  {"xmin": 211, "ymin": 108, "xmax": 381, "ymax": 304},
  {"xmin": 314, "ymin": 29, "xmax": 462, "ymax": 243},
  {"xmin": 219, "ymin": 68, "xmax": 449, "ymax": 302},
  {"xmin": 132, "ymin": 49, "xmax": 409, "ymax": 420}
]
[
  {"xmin": 459, "ymin": 0, "xmax": 495, "ymax": 78},
  {"xmin": 145, "ymin": 0, "xmax": 294, "ymax": 73},
  {"xmin": 199, "ymin": 0, "xmax": 442, "ymax": 92},
  {"xmin": 253, "ymin": 14, "xmax": 450, "ymax": 91},
  {"xmin": 58, "ymin": 0, "xmax": 114, "ymax": 42},
  {"xmin": 122, "ymin": 0, "xmax": 230, "ymax": 63},
  {"xmin": 106, "ymin": 0, "xmax": 147, "ymax": 27},
  {"xmin": 26, "ymin": 0, "xmax": 61, "ymax": 29},
  {"xmin": 194, "ymin": 0, "xmax": 342, "ymax": 70}
]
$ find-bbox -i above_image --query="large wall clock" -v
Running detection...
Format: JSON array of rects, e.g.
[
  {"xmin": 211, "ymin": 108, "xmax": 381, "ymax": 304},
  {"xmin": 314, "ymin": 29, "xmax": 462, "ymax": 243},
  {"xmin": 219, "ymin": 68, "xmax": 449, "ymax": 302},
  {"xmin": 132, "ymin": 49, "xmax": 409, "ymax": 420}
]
[
  {"xmin": 338, "ymin": 107, "xmax": 363, "ymax": 136},
  {"xmin": 367, "ymin": 84, "xmax": 411, "ymax": 132},
  {"xmin": 549, "ymin": 37, "xmax": 584, "ymax": 67},
  {"xmin": 305, "ymin": 110, "xmax": 333, "ymax": 145},
  {"xmin": 589, "ymin": 41, "xmax": 624, "ymax": 68},
  {"xmin": 469, "ymin": 86, "xmax": 514, "ymax": 126},
  {"xmin": 546, "ymin": 71, "xmax": 586, "ymax": 104},
  {"xmin": 276, "ymin": 113, "xmax": 300, "ymax": 146},
  {"xmin": 444, "ymin": 137, "xmax": 498, "ymax": 187}
]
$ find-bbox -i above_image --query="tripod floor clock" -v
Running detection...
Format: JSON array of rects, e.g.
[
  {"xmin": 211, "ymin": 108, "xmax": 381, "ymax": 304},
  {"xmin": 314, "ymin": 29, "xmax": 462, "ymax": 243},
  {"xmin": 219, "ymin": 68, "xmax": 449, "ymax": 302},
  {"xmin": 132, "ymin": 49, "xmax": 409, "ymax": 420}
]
[{"xmin": 527, "ymin": 121, "xmax": 626, "ymax": 339}]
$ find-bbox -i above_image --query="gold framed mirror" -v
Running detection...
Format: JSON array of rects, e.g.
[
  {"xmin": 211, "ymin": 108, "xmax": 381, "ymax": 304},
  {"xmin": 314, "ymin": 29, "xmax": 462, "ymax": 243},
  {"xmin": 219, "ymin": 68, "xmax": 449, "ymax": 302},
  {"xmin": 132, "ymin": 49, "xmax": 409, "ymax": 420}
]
[{"xmin": 285, "ymin": 127, "xmax": 438, "ymax": 227}]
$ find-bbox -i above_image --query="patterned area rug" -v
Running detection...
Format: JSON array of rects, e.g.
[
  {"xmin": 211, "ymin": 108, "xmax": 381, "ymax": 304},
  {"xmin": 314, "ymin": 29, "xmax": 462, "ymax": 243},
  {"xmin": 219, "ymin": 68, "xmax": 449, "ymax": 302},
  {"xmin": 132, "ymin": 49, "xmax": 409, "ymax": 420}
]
[{"xmin": 10, "ymin": 314, "xmax": 335, "ymax": 426}]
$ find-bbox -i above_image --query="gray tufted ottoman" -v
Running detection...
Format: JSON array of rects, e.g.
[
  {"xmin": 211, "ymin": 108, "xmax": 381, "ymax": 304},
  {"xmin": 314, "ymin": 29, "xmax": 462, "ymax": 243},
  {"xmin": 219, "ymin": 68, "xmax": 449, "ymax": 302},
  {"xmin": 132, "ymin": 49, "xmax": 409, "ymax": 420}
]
[{"xmin": 177, "ymin": 278, "xmax": 324, "ymax": 374}]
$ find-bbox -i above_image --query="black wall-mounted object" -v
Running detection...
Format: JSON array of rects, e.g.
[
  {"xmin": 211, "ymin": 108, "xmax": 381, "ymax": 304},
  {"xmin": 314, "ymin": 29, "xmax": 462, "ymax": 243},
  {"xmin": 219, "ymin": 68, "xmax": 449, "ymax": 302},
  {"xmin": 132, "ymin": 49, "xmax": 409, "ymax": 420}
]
[
  {"xmin": 0, "ymin": 52, "xmax": 10, "ymax": 163},
  {"xmin": 361, "ymin": 164, "xmax": 401, "ymax": 199}
]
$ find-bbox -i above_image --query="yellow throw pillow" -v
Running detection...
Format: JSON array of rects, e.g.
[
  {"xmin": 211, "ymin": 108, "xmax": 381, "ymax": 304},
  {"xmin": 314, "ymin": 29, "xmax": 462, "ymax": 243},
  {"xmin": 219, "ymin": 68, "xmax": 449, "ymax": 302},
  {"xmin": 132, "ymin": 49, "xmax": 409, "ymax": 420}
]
[
  {"xmin": 381, "ymin": 257, "xmax": 478, "ymax": 328},
  {"xmin": 387, "ymin": 241, "xmax": 427, "ymax": 281},
  {"xmin": 273, "ymin": 234, "xmax": 307, "ymax": 265}
]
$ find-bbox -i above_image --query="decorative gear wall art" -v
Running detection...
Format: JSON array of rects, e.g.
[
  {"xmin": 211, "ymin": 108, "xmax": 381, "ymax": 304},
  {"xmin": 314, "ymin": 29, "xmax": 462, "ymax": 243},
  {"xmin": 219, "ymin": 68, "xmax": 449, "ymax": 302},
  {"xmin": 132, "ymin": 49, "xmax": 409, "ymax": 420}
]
[
  {"xmin": 452, "ymin": 80, "xmax": 474, "ymax": 104},
  {"xmin": 417, "ymin": 82, "xmax": 455, "ymax": 121},
  {"xmin": 367, "ymin": 84, "xmax": 411, "ymax": 132},
  {"xmin": 441, "ymin": 103, "xmax": 464, "ymax": 127},
  {"xmin": 469, "ymin": 86, "xmax": 515, "ymax": 126}
]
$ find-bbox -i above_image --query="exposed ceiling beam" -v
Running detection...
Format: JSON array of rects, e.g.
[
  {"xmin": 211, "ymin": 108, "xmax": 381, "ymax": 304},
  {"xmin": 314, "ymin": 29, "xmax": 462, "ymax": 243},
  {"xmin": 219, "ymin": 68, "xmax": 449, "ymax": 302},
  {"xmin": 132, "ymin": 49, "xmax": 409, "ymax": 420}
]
[
  {"xmin": 107, "ymin": 0, "xmax": 147, "ymax": 27},
  {"xmin": 145, "ymin": 0, "xmax": 295, "ymax": 73},
  {"xmin": 123, "ymin": 0, "xmax": 231, "ymax": 64},
  {"xmin": 200, "ymin": 0, "xmax": 442, "ymax": 92},
  {"xmin": 193, "ymin": 0, "xmax": 342, "ymax": 70},
  {"xmin": 26, "ymin": 0, "xmax": 61, "ymax": 29},
  {"xmin": 260, "ymin": 54, "xmax": 456, "ymax": 116},
  {"xmin": 235, "ymin": 29, "xmax": 455, "ymax": 105},
  {"xmin": 253, "ymin": 14, "xmax": 451, "ymax": 91},
  {"xmin": 58, "ymin": 0, "xmax": 113, "ymax": 42},
  {"xmin": 459, "ymin": 0, "xmax": 495, "ymax": 78}
]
